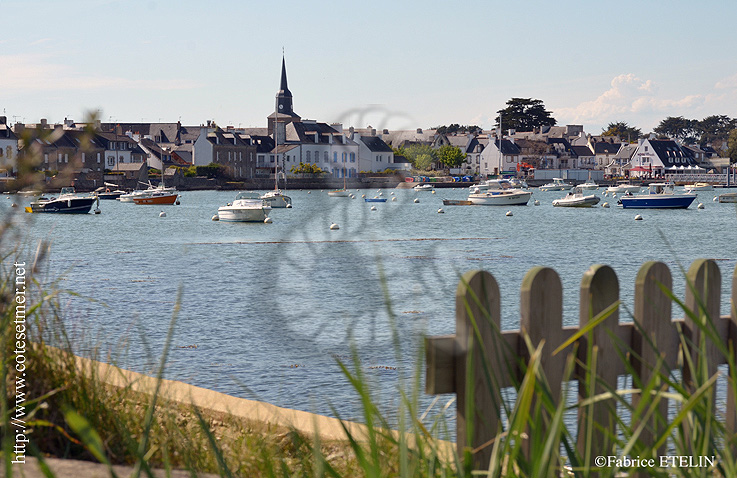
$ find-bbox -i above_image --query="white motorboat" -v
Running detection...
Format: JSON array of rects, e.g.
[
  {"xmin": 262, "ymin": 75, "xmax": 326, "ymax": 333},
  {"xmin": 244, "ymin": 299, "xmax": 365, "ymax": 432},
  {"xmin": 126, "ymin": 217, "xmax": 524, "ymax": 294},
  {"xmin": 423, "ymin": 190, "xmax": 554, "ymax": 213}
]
[
  {"xmin": 579, "ymin": 181, "xmax": 599, "ymax": 190},
  {"xmin": 718, "ymin": 192, "xmax": 737, "ymax": 203},
  {"xmin": 118, "ymin": 182, "xmax": 176, "ymax": 202},
  {"xmin": 261, "ymin": 190, "xmax": 292, "ymax": 208},
  {"xmin": 217, "ymin": 192, "xmax": 272, "ymax": 222},
  {"xmin": 552, "ymin": 186, "xmax": 600, "ymax": 207},
  {"xmin": 539, "ymin": 178, "xmax": 573, "ymax": 191},
  {"xmin": 413, "ymin": 183, "xmax": 435, "ymax": 191},
  {"xmin": 508, "ymin": 178, "xmax": 529, "ymax": 189},
  {"xmin": 327, "ymin": 189, "xmax": 350, "ymax": 197},
  {"xmin": 684, "ymin": 182, "xmax": 713, "ymax": 192},
  {"xmin": 468, "ymin": 179, "xmax": 532, "ymax": 206},
  {"xmin": 606, "ymin": 181, "xmax": 641, "ymax": 194}
]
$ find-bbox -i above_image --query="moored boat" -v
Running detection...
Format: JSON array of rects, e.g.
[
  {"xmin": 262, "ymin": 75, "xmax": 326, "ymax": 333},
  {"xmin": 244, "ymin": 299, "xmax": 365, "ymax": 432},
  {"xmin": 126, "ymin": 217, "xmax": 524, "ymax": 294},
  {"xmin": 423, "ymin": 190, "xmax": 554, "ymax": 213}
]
[
  {"xmin": 619, "ymin": 182, "xmax": 696, "ymax": 209},
  {"xmin": 539, "ymin": 178, "xmax": 573, "ymax": 191},
  {"xmin": 718, "ymin": 192, "xmax": 737, "ymax": 203},
  {"xmin": 606, "ymin": 181, "xmax": 641, "ymax": 194},
  {"xmin": 217, "ymin": 192, "xmax": 272, "ymax": 222},
  {"xmin": 552, "ymin": 186, "xmax": 600, "ymax": 207},
  {"xmin": 261, "ymin": 190, "xmax": 292, "ymax": 208},
  {"xmin": 413, "ymin": 183, "xmax": 434, "ymax": 191},
  {"xmin": 364, "ymin": 197, "xmax": 387, "ymax": 202},
  {"xmin": 684, "ymin": 182, "xmax": 713, "ymax": 192},
  {"xmin": 468, "ymin": 178, "xmax": 532, "ymax": 206},
  {"xmin": 132, "ymin": 190, "xmax": 179, "ymax": 205},
  {"xmin": 27, "ymin": 187, "xmax": 98, "ymax": 214}
]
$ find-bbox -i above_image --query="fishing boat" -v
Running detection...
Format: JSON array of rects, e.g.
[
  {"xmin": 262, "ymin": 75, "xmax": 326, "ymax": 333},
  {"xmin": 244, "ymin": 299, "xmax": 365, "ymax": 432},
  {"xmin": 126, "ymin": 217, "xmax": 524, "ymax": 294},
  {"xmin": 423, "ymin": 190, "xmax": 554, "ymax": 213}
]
[
  {"xmin": 619, "ymin": 182, "xmax": 696, "ymax": 209},
  {"xmin": 27, "ymin": 187, "xmax": 98, "ymax": 214},
  {"xmin": 132, "ymin": 190, "xmax": 179, "ymax": 205},
  {"xmin": 552, "ymin": 186, "xmax": 600, "ymax": 207},
  {"xmin": 467, "ymin": 178, "xmax": 532, "ymax": 206},
  {"xmin": 217, "ymin": 192, "xmax": 272, "ymax": 222},
  {"xmin": 539, "ymin": 178, "xmax": 573, "ymax": 191}
]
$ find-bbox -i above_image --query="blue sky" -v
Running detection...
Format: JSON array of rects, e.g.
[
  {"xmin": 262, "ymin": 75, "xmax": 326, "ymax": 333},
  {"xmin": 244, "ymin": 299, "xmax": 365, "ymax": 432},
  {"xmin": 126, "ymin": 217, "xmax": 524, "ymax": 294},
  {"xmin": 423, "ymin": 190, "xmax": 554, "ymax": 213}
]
[{"xmin": 3, "ymin": 0, "xmax": 736, "ymax": 135}]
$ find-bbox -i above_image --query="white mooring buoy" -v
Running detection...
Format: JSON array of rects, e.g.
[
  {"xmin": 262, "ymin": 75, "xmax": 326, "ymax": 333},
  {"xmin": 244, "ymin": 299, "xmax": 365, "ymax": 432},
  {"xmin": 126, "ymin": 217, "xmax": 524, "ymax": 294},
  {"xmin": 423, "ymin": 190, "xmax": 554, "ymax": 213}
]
[
  {"xmin": 264, "ymin": 217, "xmax": 273, "ymax": 223},
  {"xmin": 330, "ymin": 223, "xmax": 339, "ymax": 230},
  {"xmin": 159, "ymin": 211, "xmax": 167, "ymax": 218},
  {"xmin": 506, "ymin": 210, "xmax": 513, "ymax": 216},
  {"xmin": 438, "ymin": 208, "xmax": 444, "ymax": 214},
  {"xmin": 212, "ymin": 215, "xmax": 219, "ymax": 221},
  {"xmin": 414, "ymin": 198, "xmax": 420, "ymax": 203},
  {"xmin": 697, "ymin": 203, "xmax": 704, "ymax": 209},
  {"xmin": 634, "ymin": 214, "xmax": 643, "ymax": 221},
  {"xmin": 602, "ymin": 202, "xmax": 610, "ymax": 208}
]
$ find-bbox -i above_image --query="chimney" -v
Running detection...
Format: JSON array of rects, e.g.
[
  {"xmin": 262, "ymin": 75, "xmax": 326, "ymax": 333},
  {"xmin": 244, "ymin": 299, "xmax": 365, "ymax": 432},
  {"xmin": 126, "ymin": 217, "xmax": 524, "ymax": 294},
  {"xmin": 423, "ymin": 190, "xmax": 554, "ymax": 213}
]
[
  {"xmin": 383, "ymin": 129, "xmax": 389, "ymax": 135},
  {"xmin": 0, "ymin": 116, "xmax": 6, "ymax": 125},
  {"xmin": 40, "ymin": 118, "xmax": 48, "ymax": 128}
]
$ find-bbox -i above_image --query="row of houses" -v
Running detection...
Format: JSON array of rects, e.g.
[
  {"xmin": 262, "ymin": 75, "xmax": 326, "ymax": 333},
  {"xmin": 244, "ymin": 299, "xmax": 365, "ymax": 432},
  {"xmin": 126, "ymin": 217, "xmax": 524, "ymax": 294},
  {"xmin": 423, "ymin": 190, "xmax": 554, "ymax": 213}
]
[{"xmin": 0, "ymin": 56, "xmax": 730, "ymax": 182}]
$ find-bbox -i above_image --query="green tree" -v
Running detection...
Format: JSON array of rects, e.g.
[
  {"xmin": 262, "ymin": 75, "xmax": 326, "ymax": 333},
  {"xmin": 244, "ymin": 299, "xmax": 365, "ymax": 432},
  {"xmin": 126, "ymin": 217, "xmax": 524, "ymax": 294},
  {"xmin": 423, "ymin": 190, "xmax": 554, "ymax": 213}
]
[
  {"xmin": 654, "ymin": 116, "xmax": 698, "ymax": 142},
  {"xmin": 495, "ymin": 98, "xmax": 556, "ymax": 132},
  {"xmin": 436, "ymin": 144, "xmax": 466, "ymax": 168},
  {"xmin": 403, "ymin": 144, "xmax": 437, "ymax": 171},
  {"xmin": 726, "ymin": 128, "xmax": 737, "ymax": 164},
  {"xmin": 601, "ymin": 121, "xmax": 642, "ymax": 142},
  {"xmin": 290, "ymin": 162, "xmax": 324, "ymax": 175},
  {"xmin": 696, "ymin": 115, "xmax": 737, "ymax": 146},
  {"xmin": 434, "ymin": 124, "xmax": 481, "ymax": 135}
]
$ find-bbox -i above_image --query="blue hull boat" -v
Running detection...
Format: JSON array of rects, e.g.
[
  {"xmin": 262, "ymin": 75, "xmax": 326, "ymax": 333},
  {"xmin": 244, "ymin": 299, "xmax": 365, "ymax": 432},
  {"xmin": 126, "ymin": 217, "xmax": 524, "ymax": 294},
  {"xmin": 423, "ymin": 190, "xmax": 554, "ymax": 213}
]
[
  {"xmin": 365, "ymin": 198, "xmax": 387, "ymax": 202},
  {"xmin": 619, "ymin": 182, "xmax": 696, "ymax": 209}
]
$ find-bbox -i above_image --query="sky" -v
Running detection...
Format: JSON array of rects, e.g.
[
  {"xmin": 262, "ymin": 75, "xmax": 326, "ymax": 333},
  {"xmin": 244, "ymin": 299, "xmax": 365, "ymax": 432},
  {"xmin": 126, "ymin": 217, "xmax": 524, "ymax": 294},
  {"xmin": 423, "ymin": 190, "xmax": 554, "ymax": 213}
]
[{"xmin": 3, "ymin": 0, "xmax": 737, "ymax": 136}]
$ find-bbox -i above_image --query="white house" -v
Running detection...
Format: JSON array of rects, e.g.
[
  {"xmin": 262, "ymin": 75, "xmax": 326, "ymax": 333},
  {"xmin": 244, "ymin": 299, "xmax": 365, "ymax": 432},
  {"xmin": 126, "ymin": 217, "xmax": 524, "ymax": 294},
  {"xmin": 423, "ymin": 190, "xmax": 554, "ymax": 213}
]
[
  {"xmin": 0, "ymin": 117, "xmax": 18, "ymax": 175},
  {"xmin": 628, "ymin": 138, "xmax": 701, "ymax": 177},
  {"xmin": 479, "ymin": 136, "xmax": 521, "ymax": 176}
]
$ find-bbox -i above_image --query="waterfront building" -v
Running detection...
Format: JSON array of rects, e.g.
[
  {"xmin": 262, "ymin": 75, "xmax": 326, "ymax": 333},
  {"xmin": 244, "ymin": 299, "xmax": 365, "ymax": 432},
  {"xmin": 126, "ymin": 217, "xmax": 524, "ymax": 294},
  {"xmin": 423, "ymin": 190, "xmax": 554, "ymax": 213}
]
[
  {"xmin": 0, "ymin": 117, "xmax": 18, "ymax": 176},
  {"xmin": 628, "ymin": 138, "xmax": 702, "ymax": 177},
  {"xmin": 479, "ymin": 136, "xmax": 521, "ymax": 176}
]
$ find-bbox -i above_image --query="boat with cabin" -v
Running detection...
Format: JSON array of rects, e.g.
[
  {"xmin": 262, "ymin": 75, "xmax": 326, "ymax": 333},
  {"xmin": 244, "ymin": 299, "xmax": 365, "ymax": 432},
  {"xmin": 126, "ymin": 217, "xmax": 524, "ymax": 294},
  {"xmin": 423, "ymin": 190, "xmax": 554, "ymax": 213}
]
[
  {"xmin": 619, "ymin": 182, "xmax": 696, "ymax": 209},
  {"xmin": 606, "ymin": 181, "xmax": 641, "ymax": 194},
  {"xmin": 27, "ymin": 187, "xmax": 99, "ymax": 214},
  {"xmin": 217, "ymin": 192, "xmax": 272, "ymax": 222},
  {"xmin": 467, "ymin": 178, "xmax": 532, "ymax": 206},
  {"xmin": 539, "ymin": 178, "xmax": 573, "ymax": 191}
]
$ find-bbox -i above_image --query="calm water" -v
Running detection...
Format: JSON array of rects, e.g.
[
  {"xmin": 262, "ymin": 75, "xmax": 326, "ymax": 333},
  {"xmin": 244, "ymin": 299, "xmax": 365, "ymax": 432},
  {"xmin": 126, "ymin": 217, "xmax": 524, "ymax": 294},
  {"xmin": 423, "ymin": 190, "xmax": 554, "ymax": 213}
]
[{"xmin": 6, "ymin": 186, "xmax": 737, "ymax": 426}]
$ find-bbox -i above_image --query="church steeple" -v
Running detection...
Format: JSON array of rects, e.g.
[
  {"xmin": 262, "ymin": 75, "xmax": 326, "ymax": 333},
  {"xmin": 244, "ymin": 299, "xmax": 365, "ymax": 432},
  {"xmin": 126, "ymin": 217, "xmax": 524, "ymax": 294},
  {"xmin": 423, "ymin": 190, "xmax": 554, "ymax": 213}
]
[
  {"xmin": 276, "ymin": 55, "xmax": 295, "ymax": 116},
  {"xmin": 268, "ymin": 54, "xmax": 300, "ymax": 136}
]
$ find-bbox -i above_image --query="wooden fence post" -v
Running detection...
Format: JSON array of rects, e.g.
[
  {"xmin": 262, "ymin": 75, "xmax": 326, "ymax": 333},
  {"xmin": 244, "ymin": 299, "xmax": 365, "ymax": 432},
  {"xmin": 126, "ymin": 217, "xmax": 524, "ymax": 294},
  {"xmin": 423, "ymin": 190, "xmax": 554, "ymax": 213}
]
[
  {"xmin": 519, "ymin": 266, "xmax": 567, "ymax": 458},
  {"xmin": 426, "ymin": 269, "xmax": 505, "ymax": 469},
  {"xmin": 728, "ymin": 264, "xmax": 737, "ymax": 437},
  {"xmin": 578, "ymin": 264, "xmax": 619, "ymax": 461},
  {"xmin": 631, "ymin": 261, "xmax": 675, "ymax": 458},
  {"xmin": 683, "ymin": 259, "xmax": 722, "ymax": 388}
]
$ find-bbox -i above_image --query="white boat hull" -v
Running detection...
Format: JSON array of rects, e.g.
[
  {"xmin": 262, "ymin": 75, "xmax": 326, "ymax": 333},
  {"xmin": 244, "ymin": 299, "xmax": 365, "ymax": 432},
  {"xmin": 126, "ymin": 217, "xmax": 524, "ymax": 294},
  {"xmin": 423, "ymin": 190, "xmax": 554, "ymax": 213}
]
[
  {"xmin": 217, "ymin": 207, "xmax": 269, "ymax": 222},
  {"xmin": 468, "ymin": 191, "xmax": 532, "ymax": 206},
  {"xmin": 718, "ymin": 192, "xmax": 737, "ymax": 203},
  {"xmin": 552, "ymin": 194, "xmax": 600, "ymax": 207},
  {"xmin": 606, "ymin": 185, "xmax": 641, "ymax": 194},
  {"xmin": 328, "ymin": 190, "xmax": 350, "ymax": 197}
]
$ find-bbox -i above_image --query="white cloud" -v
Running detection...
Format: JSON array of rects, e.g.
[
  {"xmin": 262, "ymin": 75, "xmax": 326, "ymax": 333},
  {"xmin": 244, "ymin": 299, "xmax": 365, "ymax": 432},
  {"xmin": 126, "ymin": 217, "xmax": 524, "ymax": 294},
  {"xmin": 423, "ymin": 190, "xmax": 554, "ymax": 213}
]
[
  {"xmin": 555, "ymin": 73, "xmax": 705, "ymax": 129},
  {"xmin": 0, "ymin": 54, "xmax": 200, "ymax": 92}
]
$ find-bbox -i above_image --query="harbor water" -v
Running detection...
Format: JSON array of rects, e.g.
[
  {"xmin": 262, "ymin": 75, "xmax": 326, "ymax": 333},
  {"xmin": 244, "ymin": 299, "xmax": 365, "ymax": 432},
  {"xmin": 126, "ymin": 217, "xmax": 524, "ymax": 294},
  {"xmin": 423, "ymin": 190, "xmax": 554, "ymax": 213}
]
[{"xmin": 7, "ymin": 187, "xmax": 737, "ymax": 430}]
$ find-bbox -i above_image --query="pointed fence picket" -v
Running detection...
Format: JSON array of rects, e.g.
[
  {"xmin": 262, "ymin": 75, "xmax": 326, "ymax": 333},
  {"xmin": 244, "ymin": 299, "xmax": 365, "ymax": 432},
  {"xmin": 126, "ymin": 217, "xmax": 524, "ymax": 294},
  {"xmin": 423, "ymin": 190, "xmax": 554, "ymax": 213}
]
[{"xmin": 425, "ymin": 259, "xmax": 737, "ymax": 470}]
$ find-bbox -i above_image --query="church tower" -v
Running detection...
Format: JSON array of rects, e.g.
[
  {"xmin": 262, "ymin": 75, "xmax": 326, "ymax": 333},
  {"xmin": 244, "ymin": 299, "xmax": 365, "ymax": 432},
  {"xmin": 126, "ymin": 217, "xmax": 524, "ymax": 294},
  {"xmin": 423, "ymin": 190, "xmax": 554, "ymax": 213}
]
[{"xmin": 268, "ymin": 55, "xmax": 301, "ymax": 137}]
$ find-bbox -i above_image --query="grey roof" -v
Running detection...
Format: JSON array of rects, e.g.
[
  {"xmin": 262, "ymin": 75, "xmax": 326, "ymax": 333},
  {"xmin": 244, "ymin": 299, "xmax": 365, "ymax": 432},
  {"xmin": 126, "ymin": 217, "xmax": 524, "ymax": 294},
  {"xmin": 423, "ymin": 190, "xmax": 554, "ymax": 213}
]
[
  {"xmin": 112, "ymin": 163, "xmax": 146, "ymax": 171},
  {"xmin": 571, "ymin": 145, "xmax": 594, "ymax": 157},
  {"xmin": 495, "ymin": 139, "xmax": 521, "ymax": 155},
  {"xmin": 359, "ymin": 135, "xmax": 393, "ymax": 153},
  {"xmin": 593, "ymin": 142, "xmax": 621, "ymax": 154}
]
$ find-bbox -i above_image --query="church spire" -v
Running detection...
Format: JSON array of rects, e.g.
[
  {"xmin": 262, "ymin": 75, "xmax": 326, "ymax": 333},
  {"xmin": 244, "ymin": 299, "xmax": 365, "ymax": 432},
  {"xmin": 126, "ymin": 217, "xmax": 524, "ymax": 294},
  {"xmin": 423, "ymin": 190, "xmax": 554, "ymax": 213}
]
[{"xmin": 276, "ymin": 54, "xmax": 295, "ymax": 116}]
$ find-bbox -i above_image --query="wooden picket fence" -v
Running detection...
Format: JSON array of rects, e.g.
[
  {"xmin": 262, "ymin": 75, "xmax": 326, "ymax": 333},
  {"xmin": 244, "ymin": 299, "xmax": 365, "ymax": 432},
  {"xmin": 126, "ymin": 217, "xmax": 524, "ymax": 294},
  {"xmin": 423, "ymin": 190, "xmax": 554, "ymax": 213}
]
[{"xmin": 425, "ymin": 259, "xmax": 737, "ymax": 470}]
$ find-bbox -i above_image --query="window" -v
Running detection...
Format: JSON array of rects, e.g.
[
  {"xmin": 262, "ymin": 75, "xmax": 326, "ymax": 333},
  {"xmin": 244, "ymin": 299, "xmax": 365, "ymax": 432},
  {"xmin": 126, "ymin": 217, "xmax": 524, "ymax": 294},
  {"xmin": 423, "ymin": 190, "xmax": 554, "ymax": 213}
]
[
  {"xmin": 306, "ymin": 151, "xmax": 311, "ymax": 162},
  {"xmin": 108, "ymin": 156, "xmax": 115, "ymax": 166},
  {"xmin": 270, "ymin": 155, "xmax": 275, "ymax": 163},
  {"xmin": 324, "ymin": 151, "xmax": 328, "ymax": 163},
  {"xmin": 97, "ymin": 153, "xmax": 101, "ymax": 163},
  {"xmin": 44, "ymin": 154, "xmax": 48, "ymax": 164},
  {"xmin": 333, "ymin": 152, "xmax": 338, "ymax": 162}
]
